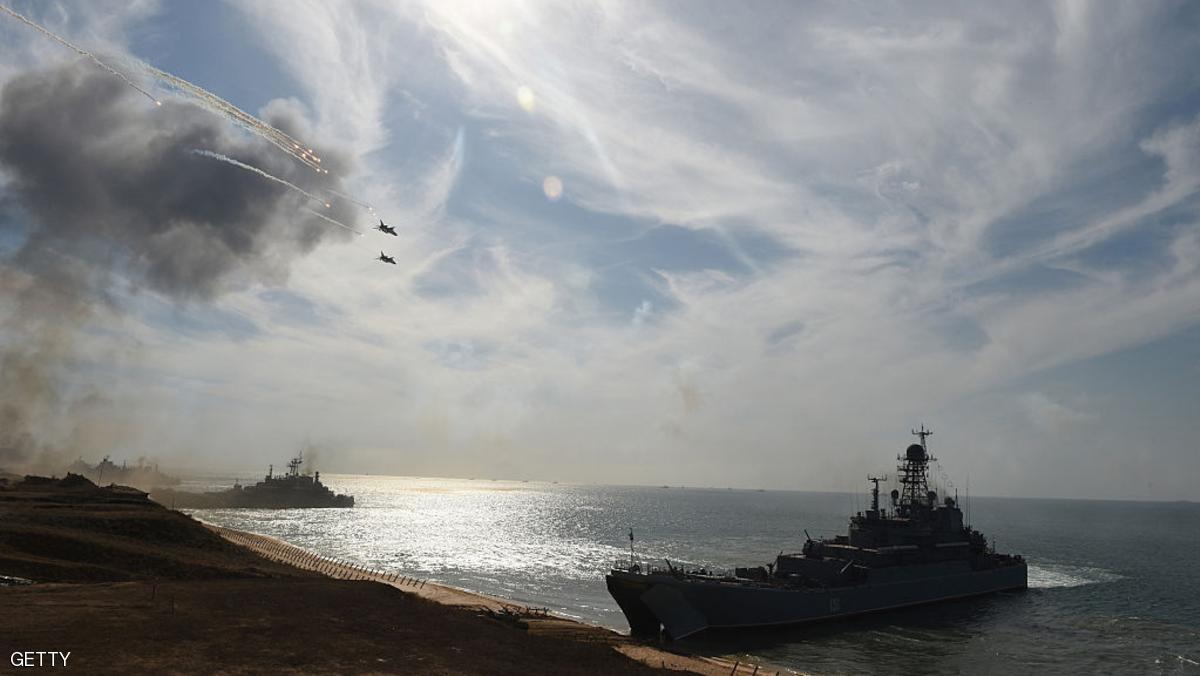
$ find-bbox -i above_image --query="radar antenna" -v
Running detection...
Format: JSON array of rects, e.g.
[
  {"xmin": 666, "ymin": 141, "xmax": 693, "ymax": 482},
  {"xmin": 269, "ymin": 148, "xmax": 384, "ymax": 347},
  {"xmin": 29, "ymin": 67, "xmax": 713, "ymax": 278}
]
[{"xmin": 912, "ymin": 424, "xmax": 932, "ymax": 449}]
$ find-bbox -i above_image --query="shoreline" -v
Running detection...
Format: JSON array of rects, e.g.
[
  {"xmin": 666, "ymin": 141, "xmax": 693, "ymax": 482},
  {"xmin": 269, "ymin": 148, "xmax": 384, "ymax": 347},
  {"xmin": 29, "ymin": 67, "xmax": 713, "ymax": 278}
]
[
  {"xmin": 0, "ymin": 475, "xmax": 792, "ymax": 674},
  {"xmin": 202, "ymin": 521, "xmax": 780, "ymax": 676}
]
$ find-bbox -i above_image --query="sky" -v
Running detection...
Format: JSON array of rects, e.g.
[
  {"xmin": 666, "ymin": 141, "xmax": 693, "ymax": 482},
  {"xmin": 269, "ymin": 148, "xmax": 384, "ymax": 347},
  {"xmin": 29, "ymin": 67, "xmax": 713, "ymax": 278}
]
[{"xmin": 0, "ymin": 1, "xmax": 1197, "ymax": 501}]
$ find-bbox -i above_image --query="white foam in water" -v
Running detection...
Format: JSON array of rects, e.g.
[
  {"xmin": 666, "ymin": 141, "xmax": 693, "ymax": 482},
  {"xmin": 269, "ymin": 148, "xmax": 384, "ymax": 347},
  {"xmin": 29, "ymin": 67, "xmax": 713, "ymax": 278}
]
[{"xmin": 1028, "ymin": 563, "xmax": 1123, "ymax": 588}]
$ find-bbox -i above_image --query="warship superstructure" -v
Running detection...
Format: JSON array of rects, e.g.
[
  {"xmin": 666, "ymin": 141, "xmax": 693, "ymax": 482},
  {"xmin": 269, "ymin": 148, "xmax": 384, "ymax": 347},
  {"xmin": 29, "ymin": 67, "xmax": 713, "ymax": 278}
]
[
  {"xmin": 153, "ymin": 453, "xmax": 353, "ymax": 509},
  {"xmin": 67, "ymin": 456, "xmax": 180, "ymax": 490},
  {"xmin": 607, "ymin": 427, "xmax": 1026, "ymax": 638}
]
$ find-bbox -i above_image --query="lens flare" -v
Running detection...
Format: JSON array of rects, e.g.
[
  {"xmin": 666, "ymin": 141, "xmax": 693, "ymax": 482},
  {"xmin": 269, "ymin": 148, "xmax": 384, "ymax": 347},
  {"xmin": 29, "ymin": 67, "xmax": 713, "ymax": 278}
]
[
  {"xmin": 542, "ymin": 175, "xmax": 563, "ymax": 201},
  {"xmin": 517, "ymin": 86, "xmax": 536, "ymax": 113}
]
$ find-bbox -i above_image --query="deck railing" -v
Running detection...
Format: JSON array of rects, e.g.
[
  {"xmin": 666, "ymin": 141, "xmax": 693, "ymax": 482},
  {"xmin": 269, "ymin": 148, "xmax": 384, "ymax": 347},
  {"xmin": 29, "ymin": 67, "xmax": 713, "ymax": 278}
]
[{"xmin": 610, "ymin": 558, "xmax": 737, "ymax": 579}]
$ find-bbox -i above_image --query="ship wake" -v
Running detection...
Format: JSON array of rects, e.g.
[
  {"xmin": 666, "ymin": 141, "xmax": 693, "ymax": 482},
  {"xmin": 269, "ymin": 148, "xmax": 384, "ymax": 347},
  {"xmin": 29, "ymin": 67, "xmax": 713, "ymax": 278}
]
[{"xmin": 1027, "ymin": 563, "xmax": 1123, "ymax": 589}]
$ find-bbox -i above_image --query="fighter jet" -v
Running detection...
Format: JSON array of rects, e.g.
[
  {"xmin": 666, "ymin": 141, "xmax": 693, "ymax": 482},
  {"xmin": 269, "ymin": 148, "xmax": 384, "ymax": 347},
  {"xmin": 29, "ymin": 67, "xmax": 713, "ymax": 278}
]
[
  {"xmin": 377, "ymin": 252, "xmax": 396, "ymax": 265},
  {"xmin": 375, "ymin": 219, "xmax": 398, "ymax": 236}
]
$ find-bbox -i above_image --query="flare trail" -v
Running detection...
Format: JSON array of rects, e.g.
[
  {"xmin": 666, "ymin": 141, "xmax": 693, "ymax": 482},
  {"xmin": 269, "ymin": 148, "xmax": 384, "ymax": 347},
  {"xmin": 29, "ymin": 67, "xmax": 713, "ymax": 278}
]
[
  {"xmin": 192, "ymin": 149, "xmax": 329, "ymax": 206},
  {"xmin": 324, "ymin": 188, "xmax": 375, "ymax": 212},
  {"xmin": 301, "ymin": 207, "xmax": 361, "ymax": 235},
  {"xmin": 0, "ymin": 4, "xmax": 160, "ymax": 105},
  {"xmin": 148, "ymin": 65, "xmax": 326, "ymax": 174}
]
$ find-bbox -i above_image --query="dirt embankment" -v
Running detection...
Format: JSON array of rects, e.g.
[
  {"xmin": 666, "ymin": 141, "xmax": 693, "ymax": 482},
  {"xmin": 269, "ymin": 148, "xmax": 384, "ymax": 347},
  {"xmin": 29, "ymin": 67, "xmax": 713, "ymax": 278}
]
[
  {"xmin": 0, "ymin": 474, "xmax": 302, "ymax": 582},
  {"xmin": 0, "ymin": 475, "xmax": 759, "ymax": 675},
  {"xmin": 2, "ymin": 579, "xmax": 678, "ymax": 675}
]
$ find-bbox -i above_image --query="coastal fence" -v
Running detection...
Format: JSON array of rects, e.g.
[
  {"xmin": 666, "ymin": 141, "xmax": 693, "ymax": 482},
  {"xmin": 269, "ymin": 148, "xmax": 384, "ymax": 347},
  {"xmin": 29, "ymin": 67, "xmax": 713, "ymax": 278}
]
[
  {"xmin": 725, "ymin": 661, "xmax": 778, "ymax": 675},
  {"xmin": 482, "ymin": 603, "xmax": 554, "ymax": 622},
  {"xmin": 213, "ymin": 525, "xmax": 432, "ymax": 590}
]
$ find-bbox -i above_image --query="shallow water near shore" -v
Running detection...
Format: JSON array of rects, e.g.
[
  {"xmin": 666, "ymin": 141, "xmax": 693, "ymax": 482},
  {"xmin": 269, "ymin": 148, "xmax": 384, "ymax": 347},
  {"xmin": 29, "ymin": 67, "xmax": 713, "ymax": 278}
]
[{"xmin": 187, "ymin": 476, "xmax": 1200, "ymax": 675}]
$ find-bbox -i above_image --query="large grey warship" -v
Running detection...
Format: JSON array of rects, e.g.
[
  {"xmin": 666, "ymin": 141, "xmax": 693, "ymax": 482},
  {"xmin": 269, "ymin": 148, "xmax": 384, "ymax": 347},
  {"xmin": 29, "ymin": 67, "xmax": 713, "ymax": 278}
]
[
  {"xmin": 153, "ymin": 453, "xmax": 353, "ymax": 509},
  {"xmin": 607, "ymin": 427, "xmax": 1026, "ymax": 638}
]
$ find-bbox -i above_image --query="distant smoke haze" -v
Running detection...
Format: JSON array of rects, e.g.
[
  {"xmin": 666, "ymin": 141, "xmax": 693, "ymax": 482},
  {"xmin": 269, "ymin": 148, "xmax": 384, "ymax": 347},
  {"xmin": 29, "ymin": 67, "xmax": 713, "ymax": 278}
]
[{"xmin": 0, "ymin": 63, "xmax": 356, "ymax": 472}]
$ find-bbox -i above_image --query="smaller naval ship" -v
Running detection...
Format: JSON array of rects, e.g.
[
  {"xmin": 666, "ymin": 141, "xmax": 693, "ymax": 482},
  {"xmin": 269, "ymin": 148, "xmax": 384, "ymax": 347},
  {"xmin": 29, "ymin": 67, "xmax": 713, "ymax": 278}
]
[
  {"xmin": 154, "ymin": 453, "xmax": 353, "ymax": 509},
  {"xmin": 607, "ymin": 427, "xmax": 1026, "ymax": 639},
  {"xmin": 67, "ymin": 456, "xmax": 180, "ymax": 490}
]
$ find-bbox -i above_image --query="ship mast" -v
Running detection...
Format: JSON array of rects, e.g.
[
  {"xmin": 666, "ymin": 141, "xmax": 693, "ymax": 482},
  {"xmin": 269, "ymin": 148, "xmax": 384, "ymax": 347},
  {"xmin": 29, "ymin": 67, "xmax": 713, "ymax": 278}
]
[
  {"xmin": 867, "ymin": 474, "xmax": 887, "ymax": 515},
  {"xmin": 287, "ymin": 452, "xmax": 303, "ymax": 477},
  {"xmin": 913, "ymin": 424, "xmax": 932, "ymax": 448},
  {"xmin": 628, "ymin": 528, "xmax": 636, "ymax": 570},
  {"xmin": 897, "ymin": 424, "xmax": 936, "ymax": 516}
]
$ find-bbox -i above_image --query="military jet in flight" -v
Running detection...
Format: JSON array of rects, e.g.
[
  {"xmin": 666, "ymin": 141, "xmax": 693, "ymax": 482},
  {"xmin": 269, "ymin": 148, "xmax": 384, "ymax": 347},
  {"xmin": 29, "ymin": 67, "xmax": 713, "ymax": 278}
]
[
  {"xmin": 375, "ymin": 219, "xmax": 398, "ymax": 236},
  {"xmin": 377, "ymin": 252, "xmax": 396, "ymax": 265}
]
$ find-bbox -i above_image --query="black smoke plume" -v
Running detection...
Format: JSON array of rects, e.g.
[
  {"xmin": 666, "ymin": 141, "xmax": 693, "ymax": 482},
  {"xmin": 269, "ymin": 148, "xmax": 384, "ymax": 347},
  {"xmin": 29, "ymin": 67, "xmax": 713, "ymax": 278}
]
[{"xmin": 0, "ymin": 62, "xmax": 358, "ymax": 471}]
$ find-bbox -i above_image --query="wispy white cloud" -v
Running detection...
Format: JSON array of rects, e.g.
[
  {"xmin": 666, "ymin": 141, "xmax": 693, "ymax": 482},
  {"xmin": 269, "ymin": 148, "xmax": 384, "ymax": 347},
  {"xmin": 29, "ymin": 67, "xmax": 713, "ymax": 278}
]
[
  {"xmin": 1020, "ymin": 391, "xmax": 1093, "ymax": 430},
  {"xmin": 4, "ymin": 0, "xmax": 1198, "ymax": 499}
]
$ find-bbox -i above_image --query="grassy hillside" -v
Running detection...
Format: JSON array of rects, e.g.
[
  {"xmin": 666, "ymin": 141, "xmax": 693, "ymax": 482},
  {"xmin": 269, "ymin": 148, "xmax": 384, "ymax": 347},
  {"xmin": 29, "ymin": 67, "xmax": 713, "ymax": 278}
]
[{"xmin": 0, "ymin": 474, "xmax": 305, "ymax": 582}]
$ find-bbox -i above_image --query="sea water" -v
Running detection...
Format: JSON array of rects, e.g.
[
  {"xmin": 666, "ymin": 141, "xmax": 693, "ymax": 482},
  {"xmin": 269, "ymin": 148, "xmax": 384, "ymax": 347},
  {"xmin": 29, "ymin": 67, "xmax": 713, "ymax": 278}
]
[{"xmin": 189, "ymin": 476, "xmax": 1200, "ymax": 675}]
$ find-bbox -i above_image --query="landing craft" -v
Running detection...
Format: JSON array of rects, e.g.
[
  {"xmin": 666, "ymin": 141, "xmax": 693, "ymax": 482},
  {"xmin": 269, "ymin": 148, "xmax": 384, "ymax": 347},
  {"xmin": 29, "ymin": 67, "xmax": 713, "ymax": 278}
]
[
  {"xmin": 375, "ymin": 220, "xmax": 398, "ymax": 236},
  {"xmin": 377, "ymin": 252, "xmax": 396, "ymax": 265}
]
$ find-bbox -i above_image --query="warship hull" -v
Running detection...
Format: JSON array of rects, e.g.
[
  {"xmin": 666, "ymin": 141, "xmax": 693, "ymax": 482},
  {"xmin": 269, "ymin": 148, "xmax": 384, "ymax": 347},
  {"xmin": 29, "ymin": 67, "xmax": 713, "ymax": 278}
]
[
  {"xmin": 152, "ymin": 488, "xmax": 353, "ymax": 509},
  {"xmin": 607, "ymin": 561, "xmax": 1027, "ymax": 639}
]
